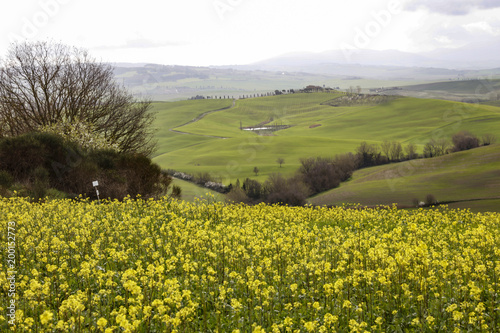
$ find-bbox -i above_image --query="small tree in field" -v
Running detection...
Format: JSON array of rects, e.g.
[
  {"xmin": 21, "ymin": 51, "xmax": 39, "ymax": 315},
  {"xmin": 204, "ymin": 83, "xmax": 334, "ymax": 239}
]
[
  {"xmin": 482, "ymin": 133, "xmax": 497, "ymax": 146},
  {"xmin": 405, "ymin": 143, "xmax": 418, "ymax": 160},
  {"xmin": 253, "ymin": 166, "xmax": 259, "ymax": 176},
  {"xmin": 276, "ymin": 157, "xmax": 285, "ymax": 168},
  {"xmin": 380, "ymin": 140, "xmax": 392, "ymax": 161},
  {"xmin": 389, "ymin": 141, "xmax": 403, "ymax": 162}
]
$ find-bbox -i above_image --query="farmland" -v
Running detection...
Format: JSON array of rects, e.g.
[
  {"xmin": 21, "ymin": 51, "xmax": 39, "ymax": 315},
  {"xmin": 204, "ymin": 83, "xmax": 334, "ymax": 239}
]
[
  {"xmin": 309, "ymin": 144, "xmax": 500, "ymax": 212},
  {"xmin": 152, "ymin": 92, "xmax": 500, "ymax": 202},
  {"xmin": 1, "ymin": 197, "xmax": 499, "ymax": 331}
]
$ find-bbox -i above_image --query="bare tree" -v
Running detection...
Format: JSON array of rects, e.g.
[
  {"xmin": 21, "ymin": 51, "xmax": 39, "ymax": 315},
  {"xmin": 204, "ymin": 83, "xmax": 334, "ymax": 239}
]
[
  {"xmin": 380, "ymin": 140, "xmax": 392, "ymax": 160},
  {"xmin": 434, "ymin": 138, "xmax": 450, "ymax": 156},
  {"xmin": 0, "ymin": 41, "xmax": 156, "ymax": 155},
  {"xmin": 482, "ymin": 133, "xmax": 497, "ymax": 146},
  {"xmin": 404, "ymin": 142, "xmax": 418, "ymax": 160},
  {"xmin": 356, "ymin": 141, "xmax": 381, "ymax": 167},
  {"xmin": 389, "ymin": 141, "xmax": 403, "ymax": 161},
  {"xmin": 253, "ymin": 166, "xmax": 259, "ymax": 176},
  {"xmin": 423, "ymin": 138, "xmax": 449, "ymax": 158},
  {"xmin": 276, "ymin": 157, "xmax": 285, "ymax": 168}
]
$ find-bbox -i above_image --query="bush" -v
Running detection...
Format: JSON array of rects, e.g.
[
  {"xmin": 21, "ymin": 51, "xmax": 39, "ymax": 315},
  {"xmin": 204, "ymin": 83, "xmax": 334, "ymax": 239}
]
[
  {"xmin": 0, "ymin": 170, "xmax": 13, "ymax": 188},
  {"xmin": 481, "ymin": 133, "xmax": 497, "ymax": 146},
  {"xmin": 426, "ymin": 194, "xmax": 438, "ymax": 206},
  {"xmin": 0, "ymin": 132, "xmax": 75, "ymax": 182},
  {"xmin": 118, "ymin": 153, "xmax": 162, "ymax": 196},
  {"xmin": 452, "ymin": 131, "xmax": 480, "ymax": 152},
  {"xmin": 0, "ymin": 132, "xmax": 172, "ymax": 200},
  {"xmin": 242, "ymin": 178, "xmax": 264, "ymax": 201},
  {"xmin": 30, "ymin": 167, "xmax": 50, "ymax": 201},
  {"xmin": 264, "ymin": 174, "xmax": 310, "ymax": 206},
  {"xmin": 298, "ymin": 157, "xmax": 340, "ymax": 194},
  {"xmin": 226, "ymin": 187, "xmax": 251, "ymax": 204},
  {"xmin": 356, "ymin": 142, "xmax": 383, "ymax": 168},
  {"xmin": 333, "ymin": 153, "xmax": 358, "ymax": 181},
  {"xmin": 412, "ymin": 198, "xmax": 420, "ymax": 207},
  {"xmin": 194, "ymin": 172, "xmax": 213, "ymax": 185},
  {"xmin": 170, "ymin": 185, "xmax": 182, "ymax": 199},
  {"xmin": 45, "ymin": 188, "xmax": 70, "ymax": 200}
]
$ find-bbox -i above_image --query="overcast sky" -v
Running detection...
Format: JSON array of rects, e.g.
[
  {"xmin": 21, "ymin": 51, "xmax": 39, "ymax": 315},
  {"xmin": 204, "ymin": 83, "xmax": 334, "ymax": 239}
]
[{"xmin": 1, "ymin": 0, "xmax": 499, "ymax": 66}]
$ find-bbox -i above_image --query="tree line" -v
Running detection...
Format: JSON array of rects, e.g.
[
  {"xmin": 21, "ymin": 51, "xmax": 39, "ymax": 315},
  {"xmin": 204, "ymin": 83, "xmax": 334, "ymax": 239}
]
[{"xmin": 227, "ymin": 131, "xmax": 496, "ymax": 206}]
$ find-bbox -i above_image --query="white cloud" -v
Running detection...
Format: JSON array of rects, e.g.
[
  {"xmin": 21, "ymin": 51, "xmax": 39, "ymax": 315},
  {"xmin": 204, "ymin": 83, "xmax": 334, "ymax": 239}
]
[
  {"xmin": 463, "ymin": 21, "xmax": 500, "ymax": 35},
  {"xmin": 404, "ymin": 0, "xmax": 500, "ymax": 15},
  {"xmin": 0, "ymin": 0, "xmax": 499, "ymax": 65},
  {"xmin": 94, "ymin": 38, "xmax": 188, "ymax": 50},
  {"xmin": 434, "ymin": 35, "xmax": 454, "ymax": 44}
]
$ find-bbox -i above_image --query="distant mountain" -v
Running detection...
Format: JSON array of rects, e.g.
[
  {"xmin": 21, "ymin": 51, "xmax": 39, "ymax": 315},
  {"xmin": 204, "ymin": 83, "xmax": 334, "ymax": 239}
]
[
  {"xmin": 249, "ymin": 49, "xmax": 433, "ymax": 68},
  {"xmin": 425, "ymin": 41, "xmax": 500, "ymax": 69},
  {"xmin": 111, "ymin": 44, "xmax": 500, "ymax": 101},
  {"xmin": 215, "ymin": 43, "xmax": 500, "ymax": 79}
]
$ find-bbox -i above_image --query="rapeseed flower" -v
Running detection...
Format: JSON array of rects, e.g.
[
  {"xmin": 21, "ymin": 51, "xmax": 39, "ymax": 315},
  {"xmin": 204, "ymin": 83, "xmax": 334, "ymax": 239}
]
[{"xmin": 1, "ymin": 197, "xmax": 499, "ymax": 331}]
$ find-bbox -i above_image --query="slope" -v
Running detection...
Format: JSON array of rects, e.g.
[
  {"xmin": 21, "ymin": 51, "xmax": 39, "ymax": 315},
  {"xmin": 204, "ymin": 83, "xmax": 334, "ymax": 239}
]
[
  {"xmin": 309, "ymin": 144, "xmax": 500, "ymax": 212},
  {"xmin": 152, "ymin": 93, "xmax": 500, "ymax": 185}
]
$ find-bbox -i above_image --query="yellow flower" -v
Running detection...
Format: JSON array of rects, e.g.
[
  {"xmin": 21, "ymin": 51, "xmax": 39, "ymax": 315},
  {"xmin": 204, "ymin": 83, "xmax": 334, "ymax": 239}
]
[
  {"xmin": 304, "ymin": 321, "xmax": 317, "ymax": 332},
  {"xmin": 446, "ymin": 304, "xmax": 458, "ymax": 313},
  {"xmin": 97, "ymin": 317, "xmax": 108, "ymax": 331},
  {"xmin": 40, "ymin": 310, "xmax": 53, "ymax": 325},
  {"xmin": 312, "ymin": 302, "xmax": 321, "ymax": 311},
  {"xmin": 453, "ymin": 311, "xmax": 464, "ymax": 321}
]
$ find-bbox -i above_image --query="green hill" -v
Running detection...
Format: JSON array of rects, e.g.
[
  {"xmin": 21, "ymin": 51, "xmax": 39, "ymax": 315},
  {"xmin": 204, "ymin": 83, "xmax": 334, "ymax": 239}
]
[
  {"xmin": 385, "ymin": 79, "xmax": 500, "ymax": 102},
  {"xmin": 152, "ymin": 93, "xmax": 500, "ymax": 187},
  {"xmin": 170, "ymin": 178, "xmax": 224, "ymax": 202},
  {"xmin": 309, "ymin": 144, "xmax": 500, "ymax": 212}
]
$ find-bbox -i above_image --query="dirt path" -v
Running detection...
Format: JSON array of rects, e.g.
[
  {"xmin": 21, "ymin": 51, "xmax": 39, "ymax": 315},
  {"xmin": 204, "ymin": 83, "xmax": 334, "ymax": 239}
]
[{"xmin": 169, "ymin": 99, "xmax": 236, "ymax": 139}]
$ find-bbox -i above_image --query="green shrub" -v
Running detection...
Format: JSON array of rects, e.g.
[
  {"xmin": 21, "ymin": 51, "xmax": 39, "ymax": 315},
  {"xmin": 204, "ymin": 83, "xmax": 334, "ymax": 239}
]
[
  {"xmin": 0, "ymin": 132, "xmax": 83, "ymax": 182},
  {"xmin": 45, "ymin": 188, "xmax": 69, "ymax": 200},
  {"xmin": 31, "ymin": 167, "xmax": 50, "ymax": 201},
  {"xmin": 0, "ymin": 132, "xmax": 171, "ymax": 200},
  {"xmin": 0, "ymin": 170, "xmax": 13, "ymax": 188},
  {"xmin": 426, "ymin": 194, "xmax": 438, "ymax": 206}
]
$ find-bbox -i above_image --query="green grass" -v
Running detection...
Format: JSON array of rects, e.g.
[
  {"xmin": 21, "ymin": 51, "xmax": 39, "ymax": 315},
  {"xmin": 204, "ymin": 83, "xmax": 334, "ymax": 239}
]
[
  {"xmin": 151, "ymin": 99, "xmax": 233, "ymax": 158},
  {"xmin": 117, "ymin": 64, "xmax": 430, "ymax": 101},
  {"xmin": 153, "ymin": 93, "xmax": 500, "ymax": 186},
  {"xmin": 309, "ymin": 144, "xmax": 500, "ymax": 212},
  {"xmin": 170, "ymin": 178, "xmax": 224, "ymax": 202},
  {"xmin": 402, "ymin": 79, "xmax": 500, "ymax": 94},
  {"xmin": 388, "ymin": 78, "xmax": 500, "ymax": 102}
]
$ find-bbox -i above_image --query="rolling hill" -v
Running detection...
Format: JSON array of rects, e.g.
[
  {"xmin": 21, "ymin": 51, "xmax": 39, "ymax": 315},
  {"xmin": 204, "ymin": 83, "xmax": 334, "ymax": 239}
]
[
  {"xmin": 114, "ymin": 62, "xmax": 500, "ymax": 102},
  {"xmin": 380, "ymin": 79, "xmax": 500, "ymax": 103},
  {"xmin": 152, "ymin": 92, "xmax": 500, "ymax": 191},
  {"xmin": 308, "ymin": 144, "xmax": 500, "ymax": 212}
]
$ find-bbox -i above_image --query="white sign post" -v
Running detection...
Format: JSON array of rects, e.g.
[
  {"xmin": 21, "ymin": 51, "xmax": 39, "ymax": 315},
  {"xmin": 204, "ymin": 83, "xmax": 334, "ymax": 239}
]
[{"xmin": 92, "ymin": 180, "xmax": 101, "ymax": 204}]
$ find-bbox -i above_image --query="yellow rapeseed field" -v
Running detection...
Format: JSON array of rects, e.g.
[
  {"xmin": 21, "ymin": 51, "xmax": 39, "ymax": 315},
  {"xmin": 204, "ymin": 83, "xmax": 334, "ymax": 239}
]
[{"xmin": 1, "ymin": 196, "xmax": 499, "ymax": 332}]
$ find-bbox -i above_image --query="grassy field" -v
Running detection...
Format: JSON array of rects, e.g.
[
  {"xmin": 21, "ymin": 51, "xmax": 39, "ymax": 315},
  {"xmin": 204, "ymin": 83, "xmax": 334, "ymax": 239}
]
[
  {"xmin": 153, "ymin": 93, "xmax": 500, "ymax": 189},
  {"xmin": 309, "ymin": 144, "xmax": 500, "ymax": 212},
  {"xmin": 115, "ymin": 64, "xmax": 430, "ymax": 101},
  {"xmin": 170, "ymin": 178, "xmax": 223, "ymax": 202},
  {"xmin": 151, "ymin": 99, "xmax": 233, "ymax": 158},
  {"xmin": 385, "ymin": 78, "xmax": 500, "ymax": 102}
]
